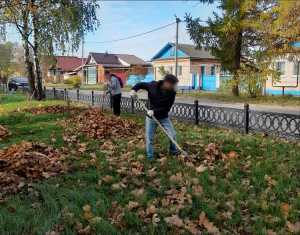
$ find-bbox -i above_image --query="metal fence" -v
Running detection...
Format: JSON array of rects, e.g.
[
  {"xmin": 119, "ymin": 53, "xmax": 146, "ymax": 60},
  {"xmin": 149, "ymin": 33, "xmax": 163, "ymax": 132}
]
[{"xmin": 20, "ymin": 87, "xmax": 300, "ymax": 141}]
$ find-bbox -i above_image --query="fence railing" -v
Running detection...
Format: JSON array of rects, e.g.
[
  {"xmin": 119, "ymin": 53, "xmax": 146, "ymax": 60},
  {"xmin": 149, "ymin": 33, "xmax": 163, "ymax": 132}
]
[{"xmin": 19, "ymin": 87, "xmax": 300, "ymax": 141}]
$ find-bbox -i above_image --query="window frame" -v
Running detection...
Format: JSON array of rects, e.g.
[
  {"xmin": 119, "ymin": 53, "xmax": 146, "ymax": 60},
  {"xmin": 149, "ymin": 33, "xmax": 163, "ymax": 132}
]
[
  {"xmin": 177, "ymin": 65, "xmax": 182, "ymax": 77},
  {"xmin": 170, "ymin": 47, "xmax": 175, "ymax": 56},
  {"xmin": 211, "ymin": 66, "xmax": 216, "ymax": 75},
  {"xmin": 274, "ymin": 60, "xmax": 286, "ymax": 77},
  {"xmin": 292, "ymin": 60, "xmax": 300, "ymax": 77},
  {"xmin": 168, "ymin": 65, "xmax": 173, "ymax": 75}
]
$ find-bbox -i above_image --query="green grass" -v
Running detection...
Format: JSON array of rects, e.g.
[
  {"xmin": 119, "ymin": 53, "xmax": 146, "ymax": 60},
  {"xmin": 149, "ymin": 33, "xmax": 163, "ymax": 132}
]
[
  {"xmin": 1, "ymin": 94, "xmax": 300, "ymax": 234},
  {"xmin": 43, "ymin": 83, "xmax": 133, "ymax": 92},
  {"xmin": 0, "ymin": 93, "xmax": 71, "ymax": 113},
  {"xmin": 177, "ymin": 91, "xmax": 300, "ymax": 106}
]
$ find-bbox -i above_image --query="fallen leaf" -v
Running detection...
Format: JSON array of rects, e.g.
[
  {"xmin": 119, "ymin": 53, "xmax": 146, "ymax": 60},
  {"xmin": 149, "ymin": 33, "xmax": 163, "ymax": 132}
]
[
  {"xmin": 164, "ymin": 215, "xmax": 183, "ymax": 227},
  {"xmin": 126, "ymin": 201, "xmax": 139, "ymax": 211},
  {"xmin": 83, "ymin": 204, "xmax": 91, "ymax": 212},
  {"xmin": 84, "ymin": 212, "xmax": 92, "ymax": 219},
  {"xmin": 7, "ymin": 205, "xmax": 15, "ymax": 213},
  {"xmin": 267, "ymin": 229, "xmax": 277, "ymax": 235},
  {"xmin": 77, "ymin": 225, "xmax": 90, "ymax": 235},
  {"xmin": 91, "ymin": 217, "xmax": 102, "ymax": 223},
  {"xmin": 161, "ymin": 199, "xmax": 169, "ymax": 208},
  {"xmin": 280, "ymin": 203, "xmax": 291, "ymax": 218},
  {"xmin": 152, "ymin": 214, "xmax": 160, "ymax": 227},
  {"xmin": 196, "ymin": 164, "xmax": 207, "ymax": 173}
]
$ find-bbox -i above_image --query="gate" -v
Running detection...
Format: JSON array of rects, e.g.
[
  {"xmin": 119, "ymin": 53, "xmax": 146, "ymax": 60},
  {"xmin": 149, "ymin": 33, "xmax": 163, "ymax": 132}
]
[
  {"xmin": 193, "ymin": 74, "xmax": 198, "ymax": 89},
  {"xmin": 202, "ymin": 75, "xmax": 217, "ymax": 90},
  {"xmin": 87, "ymin": 67, "xmax": 97, "ymax": 84}
]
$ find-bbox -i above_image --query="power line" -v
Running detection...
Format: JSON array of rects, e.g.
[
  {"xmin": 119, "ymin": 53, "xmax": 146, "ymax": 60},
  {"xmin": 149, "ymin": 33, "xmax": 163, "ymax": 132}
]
[
  {"xmin": 86, "ymin": 22, "xmax": 176, "ymax": 44},
  {"xmin": 85, "ymin": 36, "xmax": 175, "ymax": 53}
]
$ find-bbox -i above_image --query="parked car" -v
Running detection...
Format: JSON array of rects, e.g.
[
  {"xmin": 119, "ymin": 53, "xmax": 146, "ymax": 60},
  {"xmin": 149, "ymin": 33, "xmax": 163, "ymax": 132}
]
[{"xmin": 8, "ymin": 77, "xmax": 29, "ymax": 91}]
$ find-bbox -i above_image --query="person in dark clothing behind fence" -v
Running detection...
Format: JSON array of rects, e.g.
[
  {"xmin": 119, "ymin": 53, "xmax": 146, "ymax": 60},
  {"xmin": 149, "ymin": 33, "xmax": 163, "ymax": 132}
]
[
  {"xmin": 104, "ymin": 71, "xmax": 122, "ymax": 116},
  {"xmin": 130, "ymin": 74, "xmax": 179, "ymax": 159}
]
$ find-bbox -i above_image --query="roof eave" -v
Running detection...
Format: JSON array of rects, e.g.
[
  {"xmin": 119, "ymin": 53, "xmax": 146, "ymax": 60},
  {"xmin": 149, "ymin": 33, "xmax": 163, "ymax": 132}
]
[{"xmin": 150, "ymin": 42, "xmax": 173, "ymax": 62}]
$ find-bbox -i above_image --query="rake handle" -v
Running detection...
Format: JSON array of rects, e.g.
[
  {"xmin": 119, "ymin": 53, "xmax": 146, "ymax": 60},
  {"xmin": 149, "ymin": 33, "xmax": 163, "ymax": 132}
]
[{"xmin": 134, "ymin": 95, "xmax": 191, "ymax": 161}]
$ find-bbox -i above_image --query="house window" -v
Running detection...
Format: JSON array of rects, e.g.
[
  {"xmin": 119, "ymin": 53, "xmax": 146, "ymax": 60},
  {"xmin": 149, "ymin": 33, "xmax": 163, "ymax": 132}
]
[
  {"xmin": 48, "ymin": 70, "xmax": 56, "ymax": 76},
  {"xmin": 293, "ymin": 61, "xmax": 300, "ymax": 76},
  {"xmin": 168, "ymin": 66, "xmax": 173, "ymax": 75},
  {"xmin": 178, "ymin": 66, "xmax": 182, "ymax": 77},
  {"xmin": 275, "ymin": 61, "xmax": 285, "ymax": 76},
  {"xmin": 211, "ymin": 66, "xmax": 216, "ymax": 75},
  {"xmin": 148, "ymin": 68, "xmax": 154, "ymax": 74},
  {"xmin": 170, "ymin": 47, "xmax": 175, "ymax": 56}
]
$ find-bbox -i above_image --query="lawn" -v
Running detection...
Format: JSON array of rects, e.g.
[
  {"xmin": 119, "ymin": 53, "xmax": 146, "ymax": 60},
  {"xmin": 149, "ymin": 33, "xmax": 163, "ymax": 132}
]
[
  {"xmin": 0, "ymin": 93, "xmax": 77, "ymax": 113},
  {"xmin": 43, "ymin": 83, "xmax": 133, "ymax": 92},
  {"xmin": 177, "ymin": 91, "xmax": 300, "ymax": 107},
  {"xmin": 0, "ymin": 94, "xmax": 300, "ymax": 234}
]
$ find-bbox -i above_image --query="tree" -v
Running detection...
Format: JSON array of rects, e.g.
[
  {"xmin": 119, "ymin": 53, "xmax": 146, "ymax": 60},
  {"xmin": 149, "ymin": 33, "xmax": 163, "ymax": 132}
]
[
  {"xmin": 1, "ymin": 0, "xmax": 100, "ymax": 100},
  {"xmin": 125, "ymin": 64, "xmax": 147, "ymax": 85},
  {"xmin": 158, "ymin": 66, "xmax": 168, "ymax": 77},
  {"xmin": 185, "ymin": 0, "xmax": 281, "ymax": 97}
]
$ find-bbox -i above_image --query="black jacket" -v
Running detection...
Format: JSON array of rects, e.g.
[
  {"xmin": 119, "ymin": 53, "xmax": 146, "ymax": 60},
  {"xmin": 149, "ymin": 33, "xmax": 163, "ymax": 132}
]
[{"xmin": 132, "ymin": 81, "xmax": 176, "ymax": 120}]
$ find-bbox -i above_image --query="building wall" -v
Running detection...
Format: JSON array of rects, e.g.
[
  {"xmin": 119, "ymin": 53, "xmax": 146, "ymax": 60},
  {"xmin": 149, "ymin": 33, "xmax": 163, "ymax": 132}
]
[
  {"xmin": 190, "ymin": 59, "xmax": 221, "ymax": 75},
  {"xmin": 266, "ymin": 60, "xmax": 300, "ymax": 95},
  {"xmin": 153, "ymin": 58, "xmax": 192, "ymax": 88},
  {"xmin": 153, "ymin": 58, "xmax": 221, "ymax": 89}
]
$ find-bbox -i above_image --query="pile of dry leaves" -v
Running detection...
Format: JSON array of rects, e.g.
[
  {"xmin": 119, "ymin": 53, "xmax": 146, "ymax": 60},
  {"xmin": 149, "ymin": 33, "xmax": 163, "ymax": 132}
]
[
  {"xmin": 64, "ymin": 107, "xmax": 143, "ymax": 139},
  {"xmin": 20, "ymin": 105, "xmax": 86, "ymax": 114},
  {"xmin": 0, "ymin": 141, "xmax": 69, "ymax": 193},
  {"xmin": 0, "ymin": 125, "xmax": 11, "ymax": 142}
]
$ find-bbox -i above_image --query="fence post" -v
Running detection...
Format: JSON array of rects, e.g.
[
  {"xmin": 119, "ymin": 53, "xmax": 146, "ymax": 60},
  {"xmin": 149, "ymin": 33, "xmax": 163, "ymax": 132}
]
[
  {"xmin": 64, "ymin": 88, "xmax": 67, "ymax": 101},
  {"xmin": 91, "ymin": 90, "xmax": 94, "ymax": 106},
  {"xmin": 77, "ymin": 90, "xmax": 79, "ymax": 102},
  {"xmin": 244, "ymin": 103, "xmax": 249, "ymax": 134},
  {"xmin": 44, "ymin": 87, "xmax": 46, "ymax": 98},
  {"xmin": 53, "ymin": 88, "xmax": 56, "ymax": 99},
  {"xmin": 194, "ymin": 100, "xmax": 199, "ymax": 125},
  {"xmin": 131, "ymin": 97, "xmax": 134, "ymax": 114}
]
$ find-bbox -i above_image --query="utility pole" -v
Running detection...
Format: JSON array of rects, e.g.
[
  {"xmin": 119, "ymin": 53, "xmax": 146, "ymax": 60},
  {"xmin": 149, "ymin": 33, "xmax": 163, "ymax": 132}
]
[
  {"xmin": 174, "ymin": 15, "xmax": 181, "ymax": 78},
  {"xmin": 81, "ymin": 41, "xmax": 84, "ymax": 87}
]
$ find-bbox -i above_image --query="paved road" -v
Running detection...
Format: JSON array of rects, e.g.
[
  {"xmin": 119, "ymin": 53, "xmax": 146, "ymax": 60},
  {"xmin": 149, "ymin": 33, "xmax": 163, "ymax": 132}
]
[{"xmin": 65, "ymin": 89, "xmax": 300, "ymax": 115}]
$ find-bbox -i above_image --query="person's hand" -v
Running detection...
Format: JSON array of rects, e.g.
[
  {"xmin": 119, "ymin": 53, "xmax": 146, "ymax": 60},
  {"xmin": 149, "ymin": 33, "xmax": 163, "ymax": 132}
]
[
  {"xmin": 130, "ymin": 90, "xmax": 137, "ymax": 97},
  {"xmin": 147, "ymin": 110, "xmax": 154, "ymax": 117}
]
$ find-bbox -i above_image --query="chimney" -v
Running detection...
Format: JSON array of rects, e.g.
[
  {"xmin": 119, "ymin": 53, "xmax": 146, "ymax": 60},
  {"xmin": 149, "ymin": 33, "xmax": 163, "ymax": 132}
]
[{"xmin": 105, "ymin": 51, "xmax": 108, "ymax": 57}]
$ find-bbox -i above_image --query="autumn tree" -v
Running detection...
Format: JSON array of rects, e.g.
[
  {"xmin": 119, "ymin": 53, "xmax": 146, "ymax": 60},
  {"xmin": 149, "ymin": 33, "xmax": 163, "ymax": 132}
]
[
  {"xmin": 1, "ymin": 0, "xmax": 100, "ymax": 100},
  {"xmin": 185, "ymin": 0, "xmax": 283, "ymax": 97}
]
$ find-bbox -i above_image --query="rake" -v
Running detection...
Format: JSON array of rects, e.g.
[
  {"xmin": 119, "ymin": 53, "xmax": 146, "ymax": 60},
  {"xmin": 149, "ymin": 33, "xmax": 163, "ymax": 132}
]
[{"xmin": 134, "ymin": 95, "xmax": 192, "ymax": 163}]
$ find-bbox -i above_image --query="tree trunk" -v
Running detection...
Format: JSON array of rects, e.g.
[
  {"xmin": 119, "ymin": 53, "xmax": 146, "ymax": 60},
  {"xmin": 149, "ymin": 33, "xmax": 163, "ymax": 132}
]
[
  {"xmin": 22, "ymin": 8, "xmax": 36, "ymax": 99},
  {"xmin": 232, "ymin": 29, "xmax": 243, "ymax": 97},
  {"xmin": 31, "ymin": 0, "xmax": 44, "ymax": 100}
]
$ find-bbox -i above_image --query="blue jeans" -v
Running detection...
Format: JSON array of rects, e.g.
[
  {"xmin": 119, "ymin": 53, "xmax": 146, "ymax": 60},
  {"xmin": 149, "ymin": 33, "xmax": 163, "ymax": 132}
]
[{"xmin": 146, "ymin": 116, "xmax": 178, "ymax": 158}]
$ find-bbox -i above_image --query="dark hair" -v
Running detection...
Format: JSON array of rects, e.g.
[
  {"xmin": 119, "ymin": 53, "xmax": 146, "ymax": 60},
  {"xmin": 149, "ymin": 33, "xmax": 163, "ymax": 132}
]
[{"xmin": 104, "ymin": 71, "xmax": 110, "ymax": 75}]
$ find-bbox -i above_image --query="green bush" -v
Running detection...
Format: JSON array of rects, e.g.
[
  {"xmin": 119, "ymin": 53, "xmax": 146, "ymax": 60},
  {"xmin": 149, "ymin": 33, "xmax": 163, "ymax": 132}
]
[
  {"xmin": 62, "ymin": 79, "xmax": 72, "ymax": 85},
  {"xmin": 72, "ymin": 76, "xmax": 81, "ymax": 88}
]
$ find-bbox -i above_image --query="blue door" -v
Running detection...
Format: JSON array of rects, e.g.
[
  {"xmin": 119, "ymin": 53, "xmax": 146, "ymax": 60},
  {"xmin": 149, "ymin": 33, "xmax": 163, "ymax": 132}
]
[
  {"xmin": 202, "ymin": 75, "xmax": 217, "ymax": 90},
  {"xmin": 193, "ymin": 75, "xmax": 198, "ymax": 89}
]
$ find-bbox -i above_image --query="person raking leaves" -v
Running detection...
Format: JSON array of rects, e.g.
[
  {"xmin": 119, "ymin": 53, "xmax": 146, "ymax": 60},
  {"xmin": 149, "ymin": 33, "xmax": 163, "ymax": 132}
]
[
  {"xmin": 130, "ymin": 74, "xmax": 179, "ymax": 159},
  {"xmin": 104, "ymin": 71, "xmax": 123, "ymax": 116}
]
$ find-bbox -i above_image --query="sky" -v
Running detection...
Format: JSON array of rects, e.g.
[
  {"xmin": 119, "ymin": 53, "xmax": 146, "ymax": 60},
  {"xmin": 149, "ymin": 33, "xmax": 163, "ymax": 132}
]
[{"xmin": 5, "ymin": 1, "xmax": 220, "ymax": 62}]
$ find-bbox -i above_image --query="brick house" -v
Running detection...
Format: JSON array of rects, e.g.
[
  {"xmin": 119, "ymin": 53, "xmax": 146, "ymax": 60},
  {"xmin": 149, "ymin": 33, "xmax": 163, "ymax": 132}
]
[
  {"xmin": 46, "ymin": 56, "xmax": 86, "ymax": 83},
  {"xmin": 74, "ymin": 52, "xmax": 149, "ymax": 84}
]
